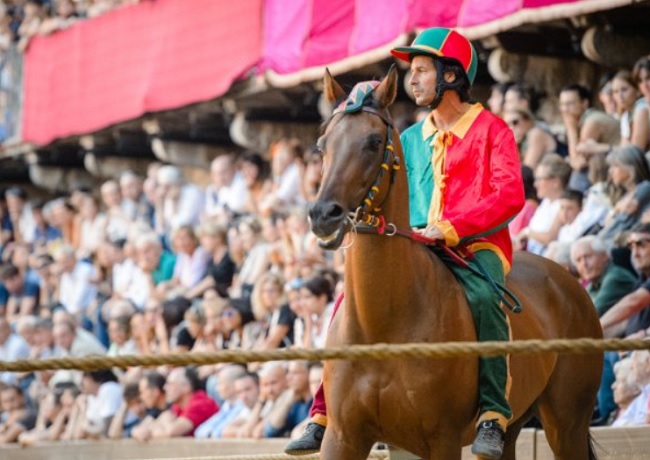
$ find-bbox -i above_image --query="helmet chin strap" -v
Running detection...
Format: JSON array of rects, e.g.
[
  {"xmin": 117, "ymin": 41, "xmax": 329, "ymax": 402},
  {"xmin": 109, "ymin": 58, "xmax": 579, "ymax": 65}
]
[{"xmin": 428, "ymin": 58, "xmax": 467, "ymax": 110}]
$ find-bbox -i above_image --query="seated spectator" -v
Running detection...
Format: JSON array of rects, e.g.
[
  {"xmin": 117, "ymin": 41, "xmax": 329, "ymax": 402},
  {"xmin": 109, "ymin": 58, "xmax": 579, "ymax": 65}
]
[
  {"xmin": 173, "ymin": 303, "xmax": 206, "ymax": 353},
  {"xmin": 204, "ymin": 154, "xmax": 249, "ymax": 222},
  {"xmin": 229, "ymin": 217, "xmax": 270, "ymax": 300},
  {"xmin": 298, "ymin": 276, "xmax": 334, "ymax": 349},
  {"xmin": 127, "ymin": 233, "xmax": 176, "ymax": 308},
  {"xmin": 240, "ymin": 361, "xmax": 289, "ymax": 439},
  {"xmin": 559, "ymin": 83, "xmax": 620, "ymax": 192},
  {"xmin": 509, "ymin": 166, "xmax": 539, "ymax": 250},
  {"xmin": 52, "ymin": 314, "xmax": 106, "ymax": 358},
  {"xmin": 259, "ymin": 139, "xmax": 306, "ymax": 216},
  {"xmin": 301, "ymin": 148, "xmax": 323, "ymax": 203},
  {"xmin": 290, "ymin": 362, "xmax": 323, "ymax": 438},
  {"xmin": 240, "ymin": 151, "xmax": 272, "ymax": 215},
  {"xmin": 132, "ymin": 367, "xmax": 218, "ymax": 440},
  {"xmin": 155, "ymin": 166, "xmax": 204, "ymax": 235},
  {"xmin": 251, "ymin": 273, "xmax": 295, "ymax": 350},
  {"xmin": 611, "ymin": 357, "xmax": 642, "ymax": 426},
  {"xmin": 108, "ymin": 382, "xmax": 147, "ymax": 439},
  {"xmin": 167, "ymin": 225, "xmax": 210, "ymax": 291},
  {"xmin": 18, "ymin": 382, "xmax": 79, "ymax": 446},
  {"xmin": 220, "ymin": 301, "xmax": 263, "ymax": 350},
  {"xmin": 0, "ymin": 317, "xmax": 30, "ymax": 385},
  {"xmin": 194, "ymin": 364, "xmax": 247, "ymax": 439},
  {"xmin": 221, "ymin": 371, "xmax": 261, "ymax": 438},
  {"xmin": 609, "ymin": 350, "xmax": 650, "ymax": 426},
  {"xmin": 70, "ymin": 370, "xmax": 122, "ymax": 439},
  {"xmin": 100, "ymin": 180, "xmax": 130, "ymax": 243},
  {"xmin": 107, "ymin": 315, "xmax": 138, "ymax": 357},
  {"xmin": 54, "ymin": 246, "xmax": 97, "ymax": 322},
  {"xmin": 556, "ymin": 189, "xmax": 585, "ymax": 244},
  {"xmin": 261, "ymin": 360, "xmax": 312, "ymax": 438},
  {"xmin": 517, "ymin": 154, "xmax": 572, "ymax": 255},
  {"xmin": 134, "ymin": 299, "xmax": 170, "ymax": 355},
  {"xmin": 0, "ymin": 384, "xmax": 37, "ymax": 444},
  {"xmin": 570, "ymin": 236, "xmax": 637, "ymax": 316},
  {"xmin": 613, "ymin": 70, "xmax": 650, "ymax": 153},
  {"xmin": 119, "ymin": 170, "xmax": 154, "ymax": 228},
  {"xmin": 31, "ymin": 200, "xmax": 62, "ymax": 250},
  {"xmin": 486, "ymin": 82, "xmax": 512, "ymax": 118},
  {"xmin": 598, "ymin": 146, "xmax": 650, "ymax": 247},
  {"xmin": 186, "ymin": 221, "xmax": 235, "ymax": 299},
  {"xmin": 0, "ymin": 263, "xmax": 39, "ymax": 322},
  {"xmin": 503, "ymin": 107, "xmax": 557, "ymax": 168},
  {"xmin": 4, "ymin": 187, "xmax": 35, "ymax": 244},
  {"xmin": 38, "ymin": 0, "xmax": 79, "ymax": 35}
]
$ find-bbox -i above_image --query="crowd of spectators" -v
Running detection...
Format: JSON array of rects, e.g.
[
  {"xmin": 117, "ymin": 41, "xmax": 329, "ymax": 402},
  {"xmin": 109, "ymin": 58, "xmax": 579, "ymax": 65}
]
[{"xmin": 1, "ymin": 32, "xmax": 650, "ymax": 448}]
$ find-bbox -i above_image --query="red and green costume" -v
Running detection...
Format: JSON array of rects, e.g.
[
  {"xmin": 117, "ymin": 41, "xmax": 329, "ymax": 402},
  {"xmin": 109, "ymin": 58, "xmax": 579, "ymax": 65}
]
[{"xmin": 401, "ymin": 102, "xmax": 524, "ymax": 429}]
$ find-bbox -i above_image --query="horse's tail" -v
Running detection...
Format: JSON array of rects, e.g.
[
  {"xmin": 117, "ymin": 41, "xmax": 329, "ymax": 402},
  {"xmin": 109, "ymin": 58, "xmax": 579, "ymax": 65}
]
[{"xmin": 588, "ymin": 432, "xmax": 599, "ymax": 460}]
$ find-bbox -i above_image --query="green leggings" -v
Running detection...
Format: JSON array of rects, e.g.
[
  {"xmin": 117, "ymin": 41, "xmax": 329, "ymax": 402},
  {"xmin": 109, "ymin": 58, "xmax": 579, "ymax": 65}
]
[{"xmin": 436, "ymin": 248, "xmax": 513, "ymax": 425}]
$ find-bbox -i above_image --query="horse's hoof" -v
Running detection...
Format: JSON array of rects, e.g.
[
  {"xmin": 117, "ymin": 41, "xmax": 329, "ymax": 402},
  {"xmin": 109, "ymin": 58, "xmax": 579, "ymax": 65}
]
[{"xmin": 284, "ymin": 422, "xmax": 325, "ymax": 456}]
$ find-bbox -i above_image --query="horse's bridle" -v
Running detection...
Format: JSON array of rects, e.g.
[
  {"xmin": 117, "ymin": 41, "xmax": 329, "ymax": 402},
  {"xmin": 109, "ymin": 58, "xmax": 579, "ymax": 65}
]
[{"xmin": 328, "ymin": 104, "xmax": 401, "ymax": 235}]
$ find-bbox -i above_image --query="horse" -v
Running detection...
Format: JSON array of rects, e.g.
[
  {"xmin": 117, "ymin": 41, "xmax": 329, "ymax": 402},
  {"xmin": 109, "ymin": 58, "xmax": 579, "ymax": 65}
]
[{"xmin": 308, "ymin": 66, "xmax": 604, "ymax": 460}]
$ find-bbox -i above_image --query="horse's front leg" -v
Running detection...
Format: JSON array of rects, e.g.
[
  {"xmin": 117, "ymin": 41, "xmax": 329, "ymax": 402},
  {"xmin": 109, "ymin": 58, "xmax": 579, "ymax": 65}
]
[{"xmin": 320, "ymin": 425, "xmax": 374, "ymax": 460}]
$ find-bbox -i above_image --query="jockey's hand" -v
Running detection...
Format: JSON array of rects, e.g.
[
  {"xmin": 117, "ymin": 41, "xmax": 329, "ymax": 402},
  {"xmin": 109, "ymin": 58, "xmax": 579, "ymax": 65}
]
[{"xmin": 416, "ymin": 225, "xmax": 444, "ymax": 241}]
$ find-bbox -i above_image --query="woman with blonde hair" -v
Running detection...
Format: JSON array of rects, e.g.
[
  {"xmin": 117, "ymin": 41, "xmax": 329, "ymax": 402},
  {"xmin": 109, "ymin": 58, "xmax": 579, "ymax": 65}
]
[{"xmin": 251, "ymin": 272, "xmax": 295, "ymax": 349}]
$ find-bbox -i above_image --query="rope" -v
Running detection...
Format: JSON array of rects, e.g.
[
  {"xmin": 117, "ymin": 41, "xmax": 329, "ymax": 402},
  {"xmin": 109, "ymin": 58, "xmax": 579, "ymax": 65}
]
[
  {"xmin": 128, "ymin": 451, "xmax": 389, "ymax": 460},
  {"xmin": 0, "ymin": 338, "xmax": 647, "ymax": 372}
]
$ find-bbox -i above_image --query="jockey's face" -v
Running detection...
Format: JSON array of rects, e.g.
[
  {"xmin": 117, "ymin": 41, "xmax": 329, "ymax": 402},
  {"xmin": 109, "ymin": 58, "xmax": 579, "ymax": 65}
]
[{"xmin": 409, "ymin": 55, "xmax": 438, "ymax": 107}]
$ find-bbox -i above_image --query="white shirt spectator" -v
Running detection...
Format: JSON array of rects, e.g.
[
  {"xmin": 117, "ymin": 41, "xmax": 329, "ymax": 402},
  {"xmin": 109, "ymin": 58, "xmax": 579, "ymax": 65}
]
[
  {"xmin": 204, "ymin": 172, "xmax": 249, "ymax": 218},
  {"xmin": 527, "ymin": 198, "xmax": 562, "ymax": 255},
  {"xmin": 612, "ymin": 383, "xmax": 650, "ymax": 427},
  {"xmin": 0, "ymin": 331, "xmax": 30, "ymax": 384},
  {"xmin": 173, "ymin": 246, "xmax": 210, "ymax": 289},
  {"xmin": 70, "ymin": 328, "xmax": 107, "ymax": 357},
  {"xmin": 86, "ymin": 381, "xmax": 123, "ymax": 424},
  {"xmin": 59, "ymin": 261, "xmax": 97, "ymax": 315},
  {"xmin": 275, "ymin": 163, "xmax": 304, "ymax": 208},
  {"xmin": 112, "ymin": 257, "xmax": 137, "ymax": 297},
  {"xmin": 125, "ymin": 267, "xmax": 152, "ymax": 310},
  {"xmin": 311, "ymin": 302, "xmax": 334, "ymax": 349},
  {"xmin": 163, "ymin": 183, "xmax": 204, "ymax": 231}
]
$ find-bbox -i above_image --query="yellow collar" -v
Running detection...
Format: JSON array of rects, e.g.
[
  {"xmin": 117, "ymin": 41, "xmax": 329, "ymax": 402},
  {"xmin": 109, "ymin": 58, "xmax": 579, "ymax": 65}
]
[{"xmin": 421, "ymin": 103, "xmax": 484, "ymax": 141}]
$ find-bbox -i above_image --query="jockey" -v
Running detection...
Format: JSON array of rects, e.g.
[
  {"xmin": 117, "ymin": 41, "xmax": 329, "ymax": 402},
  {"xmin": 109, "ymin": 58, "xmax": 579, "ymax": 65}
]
[{"xmin": 285, "ymin": 27, "xmax": 524, "ymax": 459}]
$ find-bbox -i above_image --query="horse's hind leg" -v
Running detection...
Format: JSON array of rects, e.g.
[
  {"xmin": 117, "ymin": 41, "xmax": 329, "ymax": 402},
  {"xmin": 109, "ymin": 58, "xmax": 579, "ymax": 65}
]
[
  {"xmin": 536, "ymin": 356, "xmax": 600, "ymax": 459},
  {"xmin": 320, "ymin": 426, "xmax": 374, "ymax": 460}
]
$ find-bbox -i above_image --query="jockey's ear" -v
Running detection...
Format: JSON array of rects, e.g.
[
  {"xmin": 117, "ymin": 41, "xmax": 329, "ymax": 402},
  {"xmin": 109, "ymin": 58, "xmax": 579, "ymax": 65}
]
[
  {"xmin": 373, "ymin": 64, "xmax": 398, "ymax": 110},
  {"xmin": 323, "ymin": 68, "xmax": 346, "ymax": 107}
]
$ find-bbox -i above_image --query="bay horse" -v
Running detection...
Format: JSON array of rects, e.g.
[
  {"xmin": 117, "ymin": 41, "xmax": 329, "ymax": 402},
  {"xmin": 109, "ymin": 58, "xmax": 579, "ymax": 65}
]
[{"xmin": 308, "ymin": 66, "xmax": 603, "ymax": 460}]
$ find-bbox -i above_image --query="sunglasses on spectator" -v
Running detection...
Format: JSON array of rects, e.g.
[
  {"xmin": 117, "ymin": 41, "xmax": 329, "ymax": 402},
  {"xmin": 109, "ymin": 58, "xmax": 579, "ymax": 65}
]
[{"xmin": 627, "ymin": 238, "xmax": 650, "ymax": 250}]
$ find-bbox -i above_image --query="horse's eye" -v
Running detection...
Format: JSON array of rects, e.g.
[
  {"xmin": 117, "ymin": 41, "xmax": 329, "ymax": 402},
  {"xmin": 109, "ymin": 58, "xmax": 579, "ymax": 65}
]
[{"xmin": 365, "ymin": 135, "xmax": 383, "ymax": 152}]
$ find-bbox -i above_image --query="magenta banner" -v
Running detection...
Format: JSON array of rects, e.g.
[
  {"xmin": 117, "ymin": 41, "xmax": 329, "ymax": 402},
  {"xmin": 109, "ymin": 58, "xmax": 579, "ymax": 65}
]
[{"xmin": 22, "ymin": 0, "xmax": 263, "ymax": 145}]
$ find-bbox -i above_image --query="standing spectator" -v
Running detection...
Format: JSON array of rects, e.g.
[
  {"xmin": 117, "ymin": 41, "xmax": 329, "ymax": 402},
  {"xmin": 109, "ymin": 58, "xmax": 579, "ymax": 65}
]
[
  {"xmin": 0, "ymin": 384, "xmax": 37, "ymax": 444},
  {"xmin": 570, "ymin": 236, "xmax": 637, "ymax": 316},
  {"xmin": 132, "ymin": 367, "xmax": 218, "ymax": 440}
]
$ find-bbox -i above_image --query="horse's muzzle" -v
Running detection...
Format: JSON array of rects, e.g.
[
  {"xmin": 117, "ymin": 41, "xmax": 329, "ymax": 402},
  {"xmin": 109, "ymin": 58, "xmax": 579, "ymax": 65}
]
[{"xmin": 308, "ymin": 200, "xmax": 347, "ymax": 249}]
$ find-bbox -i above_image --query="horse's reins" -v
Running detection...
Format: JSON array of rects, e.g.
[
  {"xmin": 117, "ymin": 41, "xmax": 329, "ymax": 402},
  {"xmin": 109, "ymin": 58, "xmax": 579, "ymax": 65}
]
[{"xmin": 328, "ymin": 84, "xmax": 522, "ymax": 313}]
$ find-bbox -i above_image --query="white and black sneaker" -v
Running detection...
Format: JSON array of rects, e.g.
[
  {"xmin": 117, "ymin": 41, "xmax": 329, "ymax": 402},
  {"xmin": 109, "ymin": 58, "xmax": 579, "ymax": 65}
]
[{"xmin": 471, "ymin": 420, "xmax": 505, "ymax": 459}]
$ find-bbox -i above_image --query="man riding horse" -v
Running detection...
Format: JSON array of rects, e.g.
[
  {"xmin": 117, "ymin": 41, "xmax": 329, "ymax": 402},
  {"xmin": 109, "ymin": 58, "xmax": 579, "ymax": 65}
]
[{"xmin": 286, "ymin": 27, "xmax": 524, "ymax": 459}]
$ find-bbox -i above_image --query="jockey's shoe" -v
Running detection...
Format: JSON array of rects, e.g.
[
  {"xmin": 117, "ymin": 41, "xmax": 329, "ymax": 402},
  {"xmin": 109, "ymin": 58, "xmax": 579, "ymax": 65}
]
[
  {"xmin": 283, "ymin": 422, "xmax": 325, "ymax": 456},
  {"xmin": 471, "ymin": 420, "xmax": 505, "ymax": 459}
]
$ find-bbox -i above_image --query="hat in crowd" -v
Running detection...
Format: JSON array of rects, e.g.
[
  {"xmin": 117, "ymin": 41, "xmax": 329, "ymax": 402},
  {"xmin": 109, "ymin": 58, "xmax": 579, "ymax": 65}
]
[{"xmin": 391, "ymin": 27, "xmax": 478, "ymax": 85}]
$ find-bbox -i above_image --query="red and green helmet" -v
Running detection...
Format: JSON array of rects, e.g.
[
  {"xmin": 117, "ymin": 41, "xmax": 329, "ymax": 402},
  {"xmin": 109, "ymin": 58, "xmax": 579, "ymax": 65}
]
[{"xmin": 391, "ymin": 27, "xmax": 478, "ymax": 86}]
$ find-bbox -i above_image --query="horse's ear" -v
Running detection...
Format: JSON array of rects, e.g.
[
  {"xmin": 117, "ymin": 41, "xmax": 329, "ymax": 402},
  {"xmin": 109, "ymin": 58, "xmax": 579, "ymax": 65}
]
[
  {"xmin": 323, "ymin": 68, "xmax": 346, "ymax": 105},
  {"xmin": 374, "ymin": 65, "xmax": 398, "ymax": 110}
]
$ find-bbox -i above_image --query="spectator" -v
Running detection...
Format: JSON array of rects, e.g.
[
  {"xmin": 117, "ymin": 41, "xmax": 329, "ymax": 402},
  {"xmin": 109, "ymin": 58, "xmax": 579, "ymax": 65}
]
[
  {"xmin": 559, "ymin": 83, "xmax": 620, "ymax": 192},
  {"xmin": 204, "ymin": 154, "xmax": 249, "ymax": 222},
  {"xmin": 220, "ymin": 301, "xmax": 262, "ymax": 350},
  {"xmin": 127, "ymin": 233, "xmax": 175, "ymax": 308},
  {"xmin": 0, "ymin": 317, "xmax": 30, "ymax": 384},
  {"xmin": 611, "ymin": 357, "xmax": 641, "ymax": 426},
  {"xmin": 633, "ymin": 56, "xmax": 650, "ymax": 138},
  {"xmin": 155, "ymin": 166, "xmax": 204, "ymax": 234},
  {"xmin": 18, "ymin": 382, "xmax": 79, "ymax": 445},
  {"xmin": 100, "ymin": 180, "xmax": 129, "ymax": 243},
  {"xmin": 612, "ymin": 70, "xmax": 649, "ymax": 152},
  {"xmin": 0, "ymin": 384, "xmax": 37, "ymax": 444},
  {"xmin": 259, "ymin": 139, "xmax": 306, "ymax": 216},
  {"xmin": 5, "ymin": 187, "xmax": 35, "ymax": 244},
  {"xmin": 555, "ymin": 189, "xmax": 585, "ymax": 244},
  {"xmin": 77, "ymin": 194, "xmax": 107, "ymax": 258},
  {"xmin": 598, "ymin": 73, "xmax": 618, "ymax": 117},
  {"xmin": 186, "ymin": 221, "xmax": 235, "ymax": 299},
  {"xmin": 173, "ymin": 303, "xmax": 205, "ymax": 353},
  {"xmin": 55, "ymin": 246, "xmax": 97, "ymax": 321},
  {"xmin": 107, "ymin": 315, "xmax": 137, "ymax": 356},
  {"xmin": 503, "ymin": 107, "xmax": 557, "ymax": 168},
  {"xmin": 298, "ymin": 276, "xmax": 334, "ymax": 349},
  {"xmin": 194, "ymin": 364, "xmax": 247, "ymax": 438},
  {"xmin": 509, "ymin": 166, "xmax": 539, "ymax": 251},
  {"xmin": 262, "ymin": 360, "xmax": 312, "ymax": 438},
  {"xmin": 240, "ymin": 361, "xmax": 289, "ymax": 439},
  {"xmin": 31, "ymin": 200, "xmax": 62, "ymax": 249},
  {"xmin": 169, "ymin": 225, "xmax": 210, "ymax": 291},
  {"xmin": 609, "ymin": 350, "xmax": 650, "ymax": 426},
  {"xmin": 230, "ymin": 217, "xmax": 270, "ymax": 301},
  {"xmin": 52, "ymin": 316, "xmax": 106, "ymax": 358},
  {"xmin": 74, "ymin": 370, "xmax": 123, "ymax": 439},
  {"xmin": 570, "ymin": 235, "xmax": 637, "ymax": 316},
  {"xmin": 486, "ymin": 82, "xmax": 512, "ymax": 118},
  {"xmin": 137, "ymin": 371, "xmax": 169, "ymax": 421},
  {"xmin": 517, "ymin": 154, "xmax": 572, "ymax": 255},
  {"xmin": 251, "ymin": 273, "xmax": 295, "ymax": 350},
  {"xmin": 301, "ymin": 148, "xmax": 322, "ymax": 203},
  {"xmin": 119, "ymin": 171, "xmax": 153, "ymax": 227},
  {"xmin": 221, "ymin": 371, "xmax": 261, "ymax": 438},
  {"xmin": 108, "ymin": 382, "xmax": 147, "ymax": 439},
  {"xmin": 132, "ymin": 367, "xmax": 218, "ymax": 440},
  {"xmin": 0, "ymin": 263, "xmax": 39, "ymax": 322}
]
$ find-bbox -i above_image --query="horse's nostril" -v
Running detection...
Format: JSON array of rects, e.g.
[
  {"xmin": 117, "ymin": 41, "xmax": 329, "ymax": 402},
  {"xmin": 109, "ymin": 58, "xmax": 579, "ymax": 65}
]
[{"xmin": 309, "ymin": 201, "xmax": 345, "ymax": 226}]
